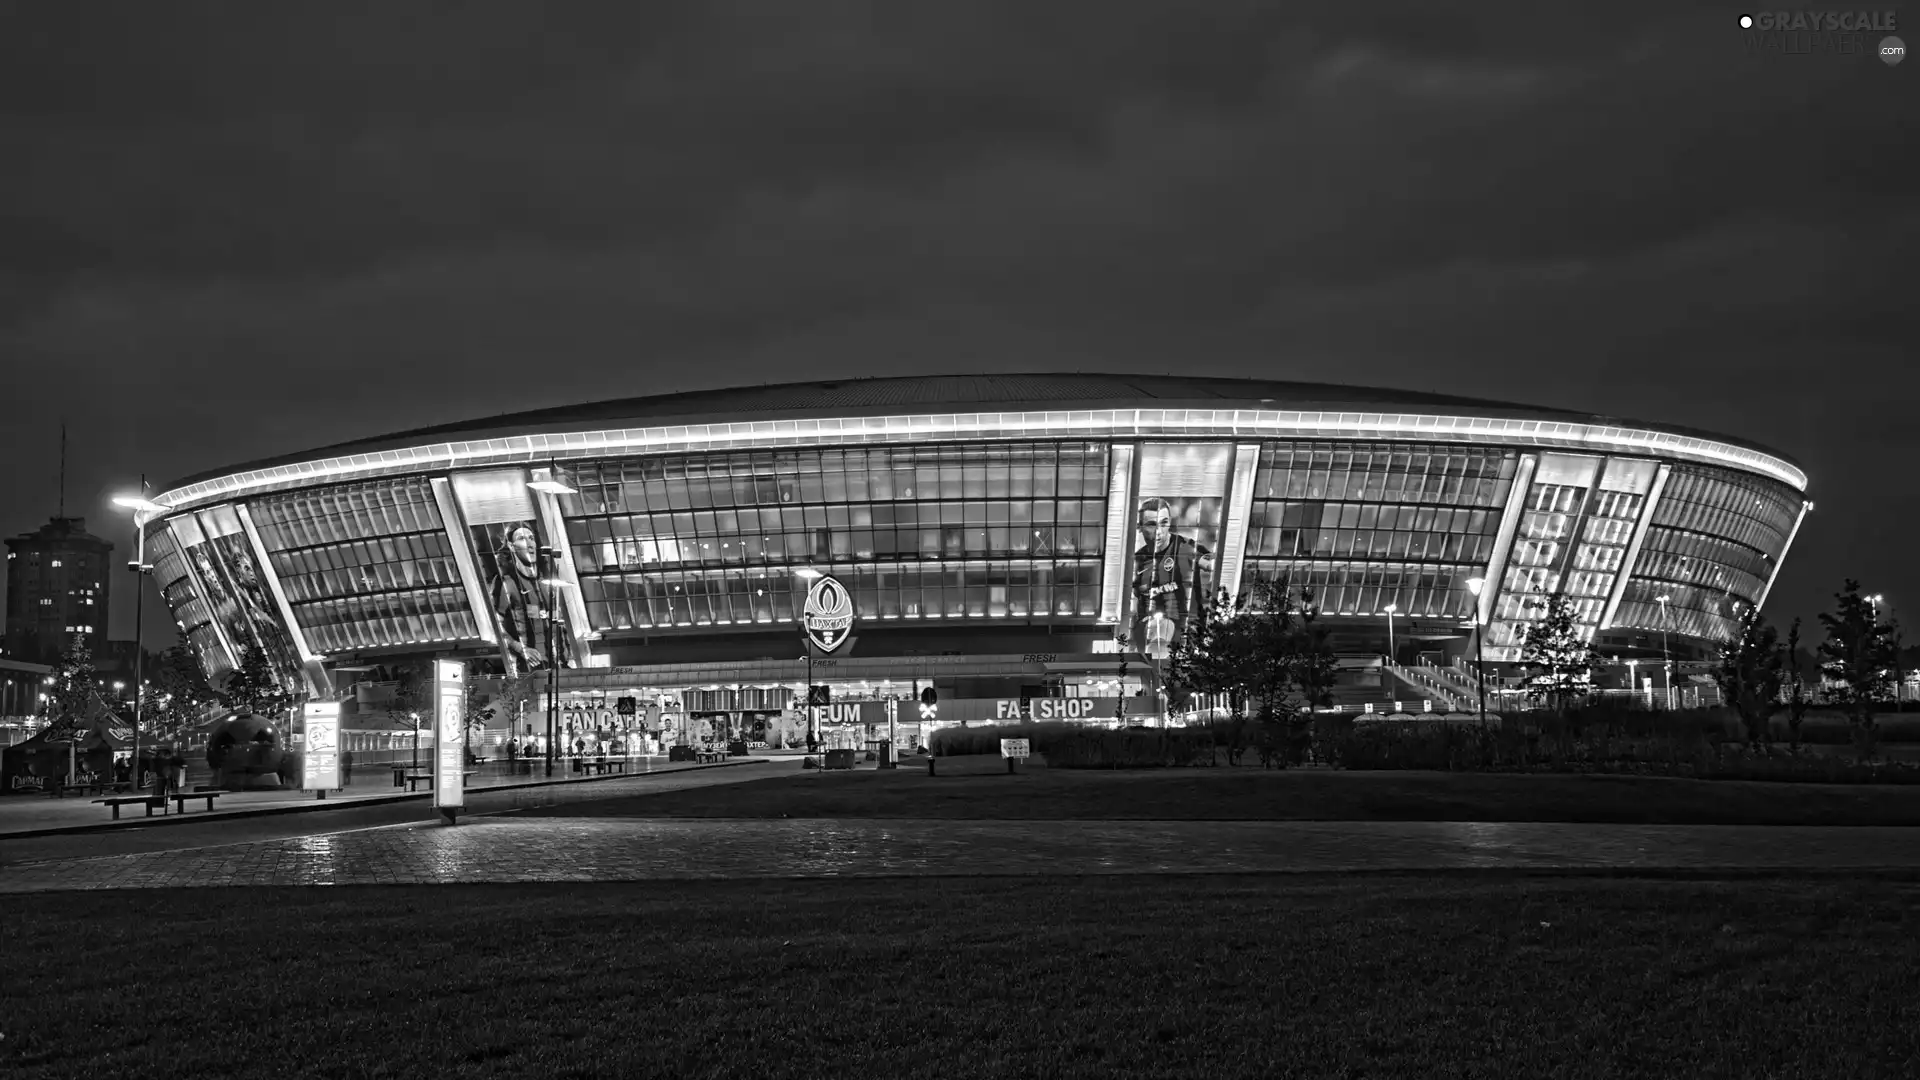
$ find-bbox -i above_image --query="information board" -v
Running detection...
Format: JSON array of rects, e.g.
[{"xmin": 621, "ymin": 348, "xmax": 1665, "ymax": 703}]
[
  {"xmin": 302, "ymin": 702, "xmax": 340, "ymax": 791},
  {"xmin": 434, "ymin": 660, "xmax": 465, "ymax": 810},
  {"xmin": 999, "ymin": 738, "xmax": 1031, "ymax": 759}
]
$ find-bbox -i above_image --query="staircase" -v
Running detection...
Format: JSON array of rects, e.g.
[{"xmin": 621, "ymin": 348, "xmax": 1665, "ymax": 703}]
[{"xmin": 1384, "ymin": 662, "xmax": 1470, "ymax": 712}]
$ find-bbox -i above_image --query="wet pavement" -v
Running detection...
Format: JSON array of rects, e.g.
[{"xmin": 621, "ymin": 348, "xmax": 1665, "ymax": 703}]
[
  {"xmin": 0, "ymin": 755, "xmax": 770, "ymax": 837},
  {"xmin": 5, "ymin": 817, "xmax": 1920, "ymax": 892}
]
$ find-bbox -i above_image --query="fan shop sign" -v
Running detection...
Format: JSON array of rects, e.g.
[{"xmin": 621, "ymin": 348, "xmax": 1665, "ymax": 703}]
[
  {"xmin": 561, "ymin": 706, "xmax": 644, "ymax": 731},
  {"xmin": 915, "ymin": 698, "xmax": 1123, "ymax": 724},
  {"xmin": 994, "ymin": 698, "xmax": 1112, "ymax": 721}
]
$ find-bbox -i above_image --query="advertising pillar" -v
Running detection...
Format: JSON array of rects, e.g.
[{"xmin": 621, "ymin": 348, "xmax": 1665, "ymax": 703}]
[
  {"xmin": 301, "ymin": 701, "xmax": 340, "ymax": 797},
  {"xmin": 434, "ymin": 660, "xmax": 465, "ymax": 823}
]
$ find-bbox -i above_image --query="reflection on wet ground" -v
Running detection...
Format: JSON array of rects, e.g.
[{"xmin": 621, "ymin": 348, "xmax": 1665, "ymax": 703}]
[{"xmin": 6, "ymin": 818, "xmax": 1920, "ymax": 892}]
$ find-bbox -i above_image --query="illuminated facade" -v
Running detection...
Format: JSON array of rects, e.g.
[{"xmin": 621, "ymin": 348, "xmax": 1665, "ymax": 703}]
[{"xmin": 138, "ymin": 375, "xmax": 1809, "ymax": 717}]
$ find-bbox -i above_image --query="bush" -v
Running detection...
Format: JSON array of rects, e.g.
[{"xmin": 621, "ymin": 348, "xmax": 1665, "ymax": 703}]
[
  {"xmin": 1045, "ymin": 727, "xmax": 1221, "ymax": 769},
  {"xmin": 928, "ymin": 722, "xmax": 1087, "ymax": 758},
  {"xmin": 927, "ymin": 721, "xmax": 1237, "ymax": 769},
  {"xmin": 1330, "ymin": 717, "xmax": 1920, "ymax": 783}
]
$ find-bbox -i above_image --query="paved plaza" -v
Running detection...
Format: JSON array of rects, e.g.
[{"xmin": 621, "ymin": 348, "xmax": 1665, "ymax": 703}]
[
  {"xmin": 6, "ymin": 815, "xmax": 1920, "ymax": 892},
  {"xmin": 0, "ymin": 755, "xmax": 772, "ymax": 838}
]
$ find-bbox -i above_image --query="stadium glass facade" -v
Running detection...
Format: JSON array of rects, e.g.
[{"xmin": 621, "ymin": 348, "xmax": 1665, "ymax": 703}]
[{"xmin": 135, "ymin": 375, "xmax": 1810, "ymax": 723}]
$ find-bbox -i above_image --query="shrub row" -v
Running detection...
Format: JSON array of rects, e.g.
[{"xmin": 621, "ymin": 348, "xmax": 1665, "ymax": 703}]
[
  {"xmin": 1331, "ymin": 719, "xmax": 1920, "ymax": 783},
  {"xmin": 930, "ymin": 721, "xmax": 1240, "ymax": 769}
]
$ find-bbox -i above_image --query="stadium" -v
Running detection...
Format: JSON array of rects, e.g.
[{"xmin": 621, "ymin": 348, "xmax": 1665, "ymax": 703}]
[{"xmin": 136, "ymin": 374, "xmax": 1810, "ymax": 753}]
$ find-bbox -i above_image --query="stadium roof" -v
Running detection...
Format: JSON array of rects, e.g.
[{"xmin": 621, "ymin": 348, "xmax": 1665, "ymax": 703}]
[{"xmin": 161, "ymin": 373, "xmax": 1804, "ymax": 496}]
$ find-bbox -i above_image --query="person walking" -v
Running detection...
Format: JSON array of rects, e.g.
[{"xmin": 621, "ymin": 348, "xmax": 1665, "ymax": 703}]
[
  {"xmin": 341, "ymin": 748, "xmax": 355, "ymax": 786},
  {"xmin": 151, "ymin": 746, "xmax": 174, "ymax": 807}
]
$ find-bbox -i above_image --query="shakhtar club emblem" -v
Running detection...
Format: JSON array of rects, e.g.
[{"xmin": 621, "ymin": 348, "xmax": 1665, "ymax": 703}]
[{"xmin": 802, "ymin": 575, "xmax": 855, "ymax": 653}]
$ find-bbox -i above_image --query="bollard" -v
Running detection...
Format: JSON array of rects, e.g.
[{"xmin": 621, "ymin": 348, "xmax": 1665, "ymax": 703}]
[
  {"xmin": 1007, "ymin": 756, "xmax": 1016, "ymax": 775},
  {"xmin": 927, "ymin": 755, "xmax": 937, "ymax": 777}
]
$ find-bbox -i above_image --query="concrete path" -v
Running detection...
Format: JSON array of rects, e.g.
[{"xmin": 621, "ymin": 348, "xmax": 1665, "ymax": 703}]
[{"xmin": 6, "ymin": 817, "xmax": 1920, "ymax": 892}]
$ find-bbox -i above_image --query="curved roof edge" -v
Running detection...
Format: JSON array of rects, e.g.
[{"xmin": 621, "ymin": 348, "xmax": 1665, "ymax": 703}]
[{"xmin": 155, "ymin": 374, "xmax": 1807, "ymax": 508}]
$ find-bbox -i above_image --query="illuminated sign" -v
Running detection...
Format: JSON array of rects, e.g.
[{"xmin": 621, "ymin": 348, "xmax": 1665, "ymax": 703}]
[
  {"xmin": 434, "ymin": 660, "xmax": 465, "ymax": 813},
  {"xmin": 1000, "ymin": 738, "xmax": 1030, "ymax": 759},
  {"xmin": 993, "ymin": 698, "xmax": 1110, "ymax": 721},
  {"xmin": 1092, "ymin": 639, "xmax": 1123, "ymax": 654},
  {"xmin": 918, "ymin": 702, "xmax": 938, "ymax": 720},
  {"xmin": 302, "ymin": 702, "xmax": 340, "ymax": 791},
  {"xmin": 801, "ymin": 574, "xmax": 854, "ymax": 653}
]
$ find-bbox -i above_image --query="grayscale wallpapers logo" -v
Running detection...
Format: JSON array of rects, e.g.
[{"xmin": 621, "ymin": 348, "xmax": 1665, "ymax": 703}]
[
  {"xmin": 802, "ymin": 575, "xmax": 854, "ymax": 653},
  {"xmin": 1736, "ymin": 11, "xmax": 1903, "ymax": 62}
]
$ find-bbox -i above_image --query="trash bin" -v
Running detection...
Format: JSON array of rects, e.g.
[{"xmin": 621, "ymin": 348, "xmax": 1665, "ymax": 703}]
[{"xmin": 876, "ymin": 740, "xmax": 896, "ymax": 769}]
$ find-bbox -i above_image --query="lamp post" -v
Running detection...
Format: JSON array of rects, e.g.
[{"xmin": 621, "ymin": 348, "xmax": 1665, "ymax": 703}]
[
  {"xmin": 795, "ymin": 567, "xmax": 823, "ymax": 753},
  {"xmin": 1465, "ymin": 577, "xmax": 1487, "ymax": 725},
  {"xmin": 1626, "ymin": 657, "xmax": 1641, "ymax": 706},
  {"xmin": 113, "ymin": 487, "xmax": 165, "ymax": 787},
  {"xmin": 538, "ymin": 556, "xmax": 575, "ymax": 779},
  {"xmin": 1382, "ymin": 602, "xmax": 1398, "ymax": 666},
  {"xmin": 1655, "ymin": 594, "xmax": 1673, "ymax": 709}
]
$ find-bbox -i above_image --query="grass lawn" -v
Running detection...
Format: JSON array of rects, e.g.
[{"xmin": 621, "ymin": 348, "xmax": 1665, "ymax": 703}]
[
  {"xmin": 525, "ymin": 756, "xmax": 1920, "ymax": 825},
  {"xmin": 3, "ymin": 876, "xmax": 1918, "ymax": 1078}
]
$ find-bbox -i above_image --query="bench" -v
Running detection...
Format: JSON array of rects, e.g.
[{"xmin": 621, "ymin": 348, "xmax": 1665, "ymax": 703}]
[
  {"xmin": 404, "ymin": 771, "xmax": 477, "ymax": 792},
  {"xmin": 575, "ymin": 760, "xmax": 629, "ymax": 776},
  {"xmin": 95, "ymin": 794, "xmax": 163, "ymax": 819},
  {"xmin": 168, "ymin": 790, "xmax": 226, "ymax": 814}
]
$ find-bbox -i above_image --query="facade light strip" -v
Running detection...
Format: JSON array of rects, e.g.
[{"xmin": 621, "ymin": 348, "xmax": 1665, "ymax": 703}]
[
  {"xmin": 1757, "ymin": 500, "xmax": 1812, "ymax": 612},
  {"xmin": 145, "ymin": 409, "xmax": 1808, "ymax": 517}
]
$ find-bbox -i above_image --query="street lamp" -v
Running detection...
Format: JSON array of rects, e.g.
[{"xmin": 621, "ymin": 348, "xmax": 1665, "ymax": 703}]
[
  {"xmin": 539, "ymin": 556, "xmax": 576, "ymax": 778},
  {"xmin": 113, "ymin": 486, "xmax": 165, "ymax": 786},
  {"xmin": 795, "ymin": 567, "xmax": 823, "ymax": 753},
  {"xmin": 1382, "ymin": 603, "xmax": 1398, "ymax": 665},
  {"xmin": 1655, "ymin": 594, "xmax": 1673, "ymax": 709},
  {"xmin": 1464, "ymin": 577, "xmax": 1487, "ymax": 725},
  {"xmin": 1626, "ymin": 657, "xmax": 1641, "ymax": 706}
]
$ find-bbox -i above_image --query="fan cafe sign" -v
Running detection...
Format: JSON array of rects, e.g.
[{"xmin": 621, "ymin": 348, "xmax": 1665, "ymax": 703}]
[{"xmin": 802, "ymin": 574, "xmax": 855, "ymax": 653}]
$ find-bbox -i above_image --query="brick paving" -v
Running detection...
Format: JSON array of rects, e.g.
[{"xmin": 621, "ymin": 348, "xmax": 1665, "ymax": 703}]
[{"xmin": 5, "ymin": 818, "xmax": 1920, "ymax": 892}]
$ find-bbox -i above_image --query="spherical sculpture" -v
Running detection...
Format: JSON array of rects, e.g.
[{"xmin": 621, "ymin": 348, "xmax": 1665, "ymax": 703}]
[{"xmin": 206, "ymin": 710, "xmax": 289, "ymax": 790}]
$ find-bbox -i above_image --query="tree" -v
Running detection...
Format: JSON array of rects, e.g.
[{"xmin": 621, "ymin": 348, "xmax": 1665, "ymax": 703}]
[
  {"xmin": 376, "ymin": 661, "xmax": 430, "ymax": 766},
  {"xmin": 1713, "ymin": 603, "xmax": 1783, "ymax": 744},
  {"xmin": 1518, "ymin": 591, "xmax": 1601, "ymax": 713},
  {"xmin": 1818, "ymin": 579, "xmax": 1902, "ymax": 756},
  {"xmin": 1165, "ymin": 577, "xmax": 1337, "ymax": 767},
  {"xmin": 43, "ymin": 633, "xmax": 99, "ymax": 742},
  {"xmin": 1782, "ymin": 617, "xmax": 1813, "ymax": 749},
  {"xmin": 1167, "ymin": 589, "xmax": 1258, "ymax": 762},
  {"xmin": 221, "ymin": 644, "xmax": 294, "ymax": 719},
  {"xmin": 149, "ymin": 645, "xmax": 218, "ymax": 745}
]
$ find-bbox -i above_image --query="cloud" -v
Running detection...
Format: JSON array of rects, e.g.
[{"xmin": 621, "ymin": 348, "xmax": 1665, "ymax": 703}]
[{"xmin": 0, "ymin": 1, "xmax": 1913, "ymax": 640}]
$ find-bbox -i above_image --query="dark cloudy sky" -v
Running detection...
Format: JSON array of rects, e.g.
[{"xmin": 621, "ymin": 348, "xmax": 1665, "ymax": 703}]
[{"xmin": 2, "ymin": 2, "xmax": 1913, "ymax": 648}]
